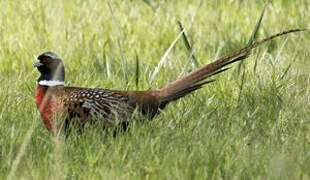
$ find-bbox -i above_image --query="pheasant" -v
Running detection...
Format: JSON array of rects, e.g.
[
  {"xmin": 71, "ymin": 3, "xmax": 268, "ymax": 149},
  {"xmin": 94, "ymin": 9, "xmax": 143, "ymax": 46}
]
[{"xmin": 34, "ymin": 29, "xmax": 305, "ymax": 133}]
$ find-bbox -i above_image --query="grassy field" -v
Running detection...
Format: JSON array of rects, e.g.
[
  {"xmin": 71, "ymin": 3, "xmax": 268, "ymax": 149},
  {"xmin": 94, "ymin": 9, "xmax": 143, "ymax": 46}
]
[{"xmin": 0, "ymin": 0, "xmax": 310, "ymax": 179}]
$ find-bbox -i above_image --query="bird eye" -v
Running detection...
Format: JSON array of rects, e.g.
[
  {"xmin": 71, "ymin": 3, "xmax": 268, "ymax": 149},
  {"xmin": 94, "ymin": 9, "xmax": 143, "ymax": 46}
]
[{"xmin": 41, "ymin": 58, "xmax": 51, "ymax": 64}]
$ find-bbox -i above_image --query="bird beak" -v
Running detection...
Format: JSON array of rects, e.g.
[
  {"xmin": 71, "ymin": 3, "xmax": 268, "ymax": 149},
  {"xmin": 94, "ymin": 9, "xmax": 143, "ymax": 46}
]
[{"xmin": 33, "ymin": 60, "xmax": 43, "ymax": 67}]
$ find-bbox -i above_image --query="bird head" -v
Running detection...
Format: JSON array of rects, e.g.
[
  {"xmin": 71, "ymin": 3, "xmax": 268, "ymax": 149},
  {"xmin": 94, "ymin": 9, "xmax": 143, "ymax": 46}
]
[{"xmin": 34, "ymin": 52, "xmax": 65, "ymax": 86}]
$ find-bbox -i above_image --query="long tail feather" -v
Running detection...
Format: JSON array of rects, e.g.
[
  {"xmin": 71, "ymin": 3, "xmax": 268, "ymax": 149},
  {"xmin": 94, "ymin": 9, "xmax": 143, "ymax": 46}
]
[{"xmin": 157, "ymin": 28, "xmax": 307, "ymax": 103}]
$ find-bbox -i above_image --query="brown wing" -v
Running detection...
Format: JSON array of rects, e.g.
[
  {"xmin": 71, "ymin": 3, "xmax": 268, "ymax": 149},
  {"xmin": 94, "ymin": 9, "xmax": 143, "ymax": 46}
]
[{"xmin": 62, "ymin": 87, "xmax": 136, "ymax": 128}]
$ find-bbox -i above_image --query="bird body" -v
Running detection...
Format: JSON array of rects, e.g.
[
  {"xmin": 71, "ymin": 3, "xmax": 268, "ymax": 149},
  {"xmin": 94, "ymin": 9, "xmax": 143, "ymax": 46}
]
[
  {"xmin": 34, "ymin": 29, "xmax": 306, "ymax": 133},
  {"xmin": 36, "ymin": 81, "xmax": 161, "ymax": 132}
]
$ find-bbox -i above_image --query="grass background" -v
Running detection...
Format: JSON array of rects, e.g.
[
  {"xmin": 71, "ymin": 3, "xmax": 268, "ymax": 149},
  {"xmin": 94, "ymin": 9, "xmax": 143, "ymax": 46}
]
[{"xmin": 0, "ymin": 0, "xmax": 309, "ymax": 179}]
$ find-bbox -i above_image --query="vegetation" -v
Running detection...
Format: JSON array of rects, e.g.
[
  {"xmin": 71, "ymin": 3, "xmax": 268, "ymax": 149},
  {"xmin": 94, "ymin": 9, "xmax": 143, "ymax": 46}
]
[{"xmin": 0, "ymin": 0, "xmax": 309, "ymax": 179}]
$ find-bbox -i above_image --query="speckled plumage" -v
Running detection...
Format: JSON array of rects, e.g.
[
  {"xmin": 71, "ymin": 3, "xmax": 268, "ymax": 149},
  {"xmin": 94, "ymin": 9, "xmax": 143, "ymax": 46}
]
[{"xmin": 36, "ymin": 84, "xmax": 160, "ymax": 132}]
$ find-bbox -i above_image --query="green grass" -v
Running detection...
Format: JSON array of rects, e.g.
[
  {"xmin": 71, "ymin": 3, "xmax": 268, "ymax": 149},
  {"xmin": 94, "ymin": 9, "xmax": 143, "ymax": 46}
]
[{"xmin": 1, "ymin": 0, "xmax": 310, "ymax": 179}]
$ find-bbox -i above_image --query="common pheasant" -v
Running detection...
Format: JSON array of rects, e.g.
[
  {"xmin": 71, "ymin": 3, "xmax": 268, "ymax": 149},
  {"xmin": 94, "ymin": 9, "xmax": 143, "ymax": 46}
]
[{"xmin": 34, "ymin": 29, "xmax": 305, "ymax": 134}]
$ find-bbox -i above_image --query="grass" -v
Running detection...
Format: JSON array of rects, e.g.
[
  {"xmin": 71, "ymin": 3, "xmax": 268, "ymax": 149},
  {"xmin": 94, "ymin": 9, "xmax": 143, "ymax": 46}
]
[{"xmin": 0, "ymin": 0, "xmax": 310, "ymax": 179}]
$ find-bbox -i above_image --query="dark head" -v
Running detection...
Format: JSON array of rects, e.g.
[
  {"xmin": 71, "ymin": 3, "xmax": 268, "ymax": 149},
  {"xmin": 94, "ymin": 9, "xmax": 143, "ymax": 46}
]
[{"xmin": 34, "ymin": 52, "xmax": 65, "ymax": 86}]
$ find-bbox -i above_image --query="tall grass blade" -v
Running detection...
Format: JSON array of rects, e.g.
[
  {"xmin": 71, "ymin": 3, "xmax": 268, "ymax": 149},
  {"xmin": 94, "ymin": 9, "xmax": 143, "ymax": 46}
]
[
  {"xmin": 238, "ymin": 4, "xmax": 266, "ymax": 72},
  {"xmin": 149, "ymin": 29, "xmax": 185, "ymax": 86},
  {"xmin": 253, "ymin": 49, "xmax": 263, "ymax": 74},
  {"xmin": 178, "ymin": 21, "xmax": 199, "ymax": 68},
  {"xmin": 7, "ymin": 118, "xmax": 38, "ymax": 180},
  {"xmin": 280, "ymin": 61, "xmax": 294, "ymax": 80},
  {"xmin": 105, "ymin": 54, "xmax": 111, "ymax": 78},
  {"xmin": 237, "ymin": 71, "xmax": 246, "ymax": 102},
  {"xmin": 135, "ymin": 54, "xmax": 140, "ymax": 88},
  {"xmin": 142, "ymin": 0, "xmax": 155, "ymax": 12},
  {"xmin": 274, "ymin": 38, "xmax": 288, "ymax": 64},
  {"xmin": 237, "ymin": 5, "xmax": 266, "ymax": 102},
  {"xmin": 180, "ymin": 48, "xmax": 195, "ymax": 77},
  {"xmin": 107, "ymin": 1, "xmax": 129, "ymax": 85}
]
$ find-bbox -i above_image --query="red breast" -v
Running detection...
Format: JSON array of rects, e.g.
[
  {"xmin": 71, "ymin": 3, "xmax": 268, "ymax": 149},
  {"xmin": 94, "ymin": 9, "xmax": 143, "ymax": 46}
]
[{"xmin": 36, "ymin": 84, "xmax": 54, "ymax": 131}]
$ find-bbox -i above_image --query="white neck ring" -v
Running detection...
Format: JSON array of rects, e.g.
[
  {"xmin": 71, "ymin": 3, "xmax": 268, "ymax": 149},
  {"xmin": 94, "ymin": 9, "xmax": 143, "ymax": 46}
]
[{"xmin": 38, "ymin": 80, "xmax": 65, "ymax": 86}]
